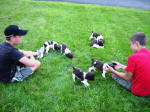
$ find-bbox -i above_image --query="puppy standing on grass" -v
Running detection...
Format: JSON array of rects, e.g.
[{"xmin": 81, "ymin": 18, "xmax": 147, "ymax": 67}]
[
  {"xmin": 89, "ymin": 31, "xmax": 104, "ymax": 48},
  {"xmin": 88, "ymin": 59, "xmax": 118, "ymax": 78},
  {"xmin": 44, "ymin": 41, "xmax": 61, "ymax": 53},
  {"xmin": 60, "ymin": 43, "xmax": 73, "ymax": 59},
  {"xmin": 36, "ymin": 41, "xmax": 61, "ymax": 58},
  {"xmin": 72, "ymin": 67, "xmax": 95, "ymax": 87}
]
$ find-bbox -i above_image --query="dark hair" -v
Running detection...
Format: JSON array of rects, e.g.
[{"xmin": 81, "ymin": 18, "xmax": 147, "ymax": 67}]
[
  {"xmin": 5, "ymin": 35, "xmax": 15, "ymax": 41},
  {"xmin": 130, "ymin": 32, "xmax": 146, "ymax": 46}
]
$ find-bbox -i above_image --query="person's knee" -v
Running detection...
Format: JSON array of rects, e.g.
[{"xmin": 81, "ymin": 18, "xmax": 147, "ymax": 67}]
[
  {"xmin": 31, "ymin": 60, "xmax": 40, "ymax": 72},
  {"xmin": 35, "ymin": 60, "xmax": 40, "ymax": 68}
]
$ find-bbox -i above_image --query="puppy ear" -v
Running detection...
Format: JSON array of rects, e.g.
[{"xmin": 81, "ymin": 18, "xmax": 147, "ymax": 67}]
[
  {"xmin": 72, "ymin": 66, "xmax": 75, "ymax": 70},
  {"xmin": 112, "ymin": 62, "xmax": 117, "ymax": 65},
  {"xmin": 91, "ymin": 58, "xmax": 95, "ymax": 62}
]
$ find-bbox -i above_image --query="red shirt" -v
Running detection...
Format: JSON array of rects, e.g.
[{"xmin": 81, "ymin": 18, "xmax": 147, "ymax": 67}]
[{"xmin": 125, "ymin": 48, "xmax": 150, "ymax": 96}]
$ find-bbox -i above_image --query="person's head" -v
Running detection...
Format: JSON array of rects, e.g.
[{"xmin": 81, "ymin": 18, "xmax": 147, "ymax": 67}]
[
  {"xmin": 4, "ymin": 25, "xmax": 28, "ymax": 46},
  {"xmin": 130, "ymin": 32, "xmax": 146, "ymax": 53}
]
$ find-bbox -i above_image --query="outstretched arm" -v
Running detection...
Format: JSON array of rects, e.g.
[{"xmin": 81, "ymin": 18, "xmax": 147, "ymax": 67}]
[
  {"xmin": 112, "ymin": 61, "xmax": 127, "ymax": 70},
  {"xmin": 19, "ymin": 50, "xmax": 37, "ymax": 57},
  {"xmin": 105, "ymin": 65, "xmax": 133, "ymax": 81},
  {"xmin": 19, "ymin": 56, "xmax": 40, "ymax": 72}
]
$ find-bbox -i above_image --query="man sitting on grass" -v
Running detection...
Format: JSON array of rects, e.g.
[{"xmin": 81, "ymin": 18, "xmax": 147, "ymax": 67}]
[
  {"xmin": 0, "ymin": 25, "xmax": 40, "ymax": 83},
  {"xmin": 105, "ymin": 32, "xmax": 150, "ymax": 96}
]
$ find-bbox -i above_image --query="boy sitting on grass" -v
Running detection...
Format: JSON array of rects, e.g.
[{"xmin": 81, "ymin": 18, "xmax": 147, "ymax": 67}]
[
  {"xmin": 0, "ymin": 25, "xmax": 40, "ymax": 83},
  {"xmin": 106, "ymin": 32, "xmax": 150, "ymax": 96}
]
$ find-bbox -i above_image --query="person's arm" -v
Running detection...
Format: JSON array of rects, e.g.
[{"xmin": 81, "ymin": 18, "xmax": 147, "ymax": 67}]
[
  {"xmin": 105, "ymin": 65, "xmax": 133, "ymax": 81},
  {"xmin": 19, "ymin": 49, "xmax": 37, "ymax": 57},
  {"xmin": 19, "ymin": 56, "xmax": 36, "ymax": 67},
  {"xmin": 19, "ymin": 55, "xmax": 40, "ymax": 72},
  {"xmin": 112, "ymin": 61, "xmax": 126, "ymax": 70}
]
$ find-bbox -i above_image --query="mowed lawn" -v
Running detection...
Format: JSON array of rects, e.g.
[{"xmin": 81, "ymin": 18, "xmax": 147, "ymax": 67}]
[{"xmin": 0, "ymin": 0, "xmax": 150, "ymax": 111}]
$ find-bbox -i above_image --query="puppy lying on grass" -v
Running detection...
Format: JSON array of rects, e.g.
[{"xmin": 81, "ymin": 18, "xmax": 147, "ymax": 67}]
[{"xmin": 89, "ymin": 31, "xmax": 104, "ymax": 48}]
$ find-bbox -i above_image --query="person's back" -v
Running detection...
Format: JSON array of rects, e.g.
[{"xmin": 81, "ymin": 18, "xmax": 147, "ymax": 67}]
[
  {"xmin": 127, "ymin": 48, "xmax": 150, "ymax": 96},
  {"xmin": 0, "ymin": 42, "xmax": 17, "ymax": 82}
]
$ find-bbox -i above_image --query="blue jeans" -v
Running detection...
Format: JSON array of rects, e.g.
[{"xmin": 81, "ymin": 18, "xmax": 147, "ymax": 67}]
[
  {"xmin": 11, "ymin": 66, "xmax": 33, "ymax": 82},
  {"xmin": 112, "ymin": 75, "xmax": 132, "ymax": 91}
]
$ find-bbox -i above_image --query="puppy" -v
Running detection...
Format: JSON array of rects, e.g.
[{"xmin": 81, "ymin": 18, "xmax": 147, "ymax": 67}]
[
  {"xmin": 43, "ymin": 41, "xmax": 61, "ymax": 53},
  {"xmin": 90, "ymin": 39, "xmax": 104, "ymax": 48},
  {"xmin": 89, "ymin": 31, "xmax": 104, "ymax": 48},
  {"xmin": 60, "ymin": 43, "xmax": 73, "ymax": 59},
  {"xmin": 88, "ymin": 59, "xmax": 118, "ymax": 78},
  {"xmin": 36, "ymin": 46, "xmax": 45, "ymax": 58},
  {"xmin": 89, "ymin": 31, "xmax": 104, "ymax": 41},
  {"xmin": 72, "ymin": 67, "xmax": 95, "ymax": 87}
]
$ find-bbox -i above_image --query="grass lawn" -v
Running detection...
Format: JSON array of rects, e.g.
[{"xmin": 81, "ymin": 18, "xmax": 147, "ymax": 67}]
[{"xmin": 0, "ymin": 0, "xmax": 150, "ymax": 111}]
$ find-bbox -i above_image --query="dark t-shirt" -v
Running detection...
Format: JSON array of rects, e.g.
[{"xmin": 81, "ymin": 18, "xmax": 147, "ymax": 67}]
[{"xmin": 0, "ymin": 42, "xmax": 24, "ymax": 83}]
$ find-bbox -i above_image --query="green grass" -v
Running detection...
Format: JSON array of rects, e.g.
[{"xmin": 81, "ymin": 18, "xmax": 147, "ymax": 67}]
[{"xmin": 0, "ymin": 0, "xmax": 150, "ymax": 111}]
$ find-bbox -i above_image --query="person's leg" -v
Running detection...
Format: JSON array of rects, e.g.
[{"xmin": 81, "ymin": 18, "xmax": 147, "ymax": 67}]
[
  {"xmin": 11, "ymin": 56, "xmax": 40, "ymax": 82},
  {"xmin": 27, "ymin": 55, "xmax": 40, "ymax": 72},
  {"xmin": 112, "ymin": 74, "xmax": 132, "ymax": 91},
  {"xmin": 11, "ymin": 66, "xmax": 33, "ymax": 82}
]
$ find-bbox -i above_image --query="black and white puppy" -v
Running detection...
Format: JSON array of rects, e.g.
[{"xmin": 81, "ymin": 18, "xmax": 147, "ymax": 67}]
[
  {"xmin": 89, "ymin": 31, "xmax": 104, "ymax": 41},
  {"xmin": 60, "ymin": 43, "xmax": 73, "ymax": 59},
  {"xmin": 43, "ymin": 41, "xmax": 61, "ymax": 53},
  {"xmin": 88, "ymin": 59, "xmax": 118, "ymax": 78},
  {"xmin": 90, "ymin": 39, "xmax": 104, "ymax": 48},
  {"xmin": 36, "ymin": 41, "xmax": 60, "ymax": 58},
  {"xmin": 89, "ymin": 31, "xmax": 104, "ymax": 48},
  {"xmin": 72, "ymin": 67, "xmax": 95, "ymax": 87}
]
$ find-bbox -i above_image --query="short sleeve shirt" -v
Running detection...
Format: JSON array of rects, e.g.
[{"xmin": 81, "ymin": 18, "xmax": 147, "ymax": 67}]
[
  {"xmin": 0, "ymin": 42, "xmax": 24, "ymax": 82},
  {"xmin": 125, "ymin": 48, "xmax": 150, "ymax": 96}
]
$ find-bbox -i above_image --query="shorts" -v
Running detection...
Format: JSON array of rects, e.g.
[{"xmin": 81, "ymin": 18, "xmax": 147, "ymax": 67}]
[
  {"xmin": 11, "ymin": 66, "xmax": 33, "ymax": 82},
  {"xmin": 112, "ymin": 75, "xmax": 132, "ymax": 91}
]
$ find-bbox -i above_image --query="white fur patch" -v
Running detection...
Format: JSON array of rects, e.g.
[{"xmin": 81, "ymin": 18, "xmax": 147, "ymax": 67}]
[
  {"xmin": 88, "ymin": 66, "xmax": 95, "ymax": 72},
  {"xmin": 89, "ymin": 33, "xmax": 93, "ymax": 40},
  {"xmin": 102, "ymin": 63, "xmax": 108, "ymax": 78},
  {"xmin": 72, "ymin": 73, "xmax": 76, "ymax": 82},
  {"xmin": 37, "ymin": 46, "xmax": 45, "ymax": 58},
  {"xmin": 64, "ymin": 48, "xmax": 71, "ymax": 54},
  {"xmin": 96, "ymin": 35, "xmax": 103, "ymax": 40},
  {"xmin": 83, "ymin": 72, "xmax": 86, "ymax": 79},
  {"xmin": 81, "ymin": 79, "xmax": 90, "ymax": 87},
  {"xmin": 92, "ymin": 44, "xmax": 104, "ymax": 48},
  {"xmin": 60, "ymin": 44, "xmax": 63, "ymax": 53}
]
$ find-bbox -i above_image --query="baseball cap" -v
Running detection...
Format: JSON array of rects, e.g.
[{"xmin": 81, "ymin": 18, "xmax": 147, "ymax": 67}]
[{"xmin": 4, "ymin": 25, "xmax": 28, "ymax": 38}]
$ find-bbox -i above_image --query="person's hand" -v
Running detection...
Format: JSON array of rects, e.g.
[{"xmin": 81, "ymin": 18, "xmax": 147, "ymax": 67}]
[{"xmin": 105, "ymin": 65, "xmax": 115, "ymax": 73}]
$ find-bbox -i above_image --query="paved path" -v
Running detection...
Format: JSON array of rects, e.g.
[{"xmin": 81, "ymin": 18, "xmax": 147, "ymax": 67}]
[{"xmin": 36, "ymin": 0, "xmax": 150, "ymax": 10}]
